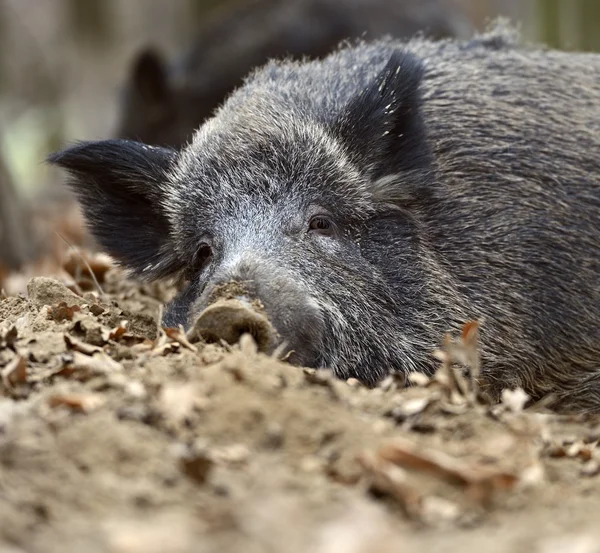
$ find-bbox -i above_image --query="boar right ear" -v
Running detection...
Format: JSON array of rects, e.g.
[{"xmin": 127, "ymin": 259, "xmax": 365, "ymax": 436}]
[
  {"xmin": 47, "ymin": 139, "xmax": 184, "ymax": 279},
  {"xmin": 334, "ymin": 50, "xmax": 432, "ymax": 178}
]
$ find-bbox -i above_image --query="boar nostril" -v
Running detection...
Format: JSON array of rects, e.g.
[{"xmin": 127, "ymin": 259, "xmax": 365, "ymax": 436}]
[{"xmin": 187, "ymin": 298, "xmax": 275, "ymax": 353}]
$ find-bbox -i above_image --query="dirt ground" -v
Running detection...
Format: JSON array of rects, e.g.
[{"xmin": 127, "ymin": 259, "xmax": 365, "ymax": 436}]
[{"xmin": 1, "ymin": 258, "xmax": 600, "ymax": 553}]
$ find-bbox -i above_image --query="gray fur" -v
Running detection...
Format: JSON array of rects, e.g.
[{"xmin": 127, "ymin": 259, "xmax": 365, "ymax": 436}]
[{"xmin": 50, "ymin": 24, "xmax": 600, "ymax": 411}]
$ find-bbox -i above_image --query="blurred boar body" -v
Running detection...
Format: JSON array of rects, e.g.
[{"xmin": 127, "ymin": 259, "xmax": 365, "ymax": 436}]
[
  {"xmin": 116, "ymin": 0, "xmax": 474, "ymax": 148},
  {"xmin": 51, "ymin": 26, "xmax": 600, "ymax": 411}
]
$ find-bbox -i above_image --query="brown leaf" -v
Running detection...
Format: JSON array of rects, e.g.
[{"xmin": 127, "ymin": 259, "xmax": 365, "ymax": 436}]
[
  {"xmin": 1, "ymin": 356, "xmax": 27, "ymax": 388},
  {"xmin": 58, "ymin": 351, "xmax": 122, "ymax": 380},
  {"xmin": 0, "ymin": 325, "xmax": 18, "ymax": 350},
  {"xmin": 164, "ymin": 327, "xmax": 198, "ymax": 353},
  {"xmin": 357, "ymin": 451, "xmax": 424, "ymax": 520},
  {"xmin": 48, "ymin": 302, "xmax": 81, "ymax": 322},
  {"xmin": 109, "ymin": 321, "xmax": 128, "ymax": 341},
  {"xmin": 377, "ymin": 437, "xmax": 519, "ymax": 505},
  {"xmin": 63, "ymin": 250, "xmax": 113, "ymax": 283},
  {"xmin": 432, "ymin": 321, "xmax": 482, "ymax": 404},
  {"xmin": 64, "ymin": 333, "xmax": 104, "ymax": 355},
  {"xmin": 462, "ymin": 320, "xmax": 480, "ymax": 345},
  {"xmin": 48, "ymin": 393, "xmax": 104, "ymax": 413}
]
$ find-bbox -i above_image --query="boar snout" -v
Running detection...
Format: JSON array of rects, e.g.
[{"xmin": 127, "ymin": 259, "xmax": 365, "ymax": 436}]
[{"xmin": 187, "ymin": 297, "xmax": 276, "ymax": 353}]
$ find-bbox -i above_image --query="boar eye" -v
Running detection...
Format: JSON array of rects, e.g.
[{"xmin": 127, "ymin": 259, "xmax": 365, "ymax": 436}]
[
  {"xmin": 308, "ymin": 215, "xmax": 335, "ymax": 236},
  {"xmin": 190, "ymin": 243, "xmax": 213, "ymax": 273}
]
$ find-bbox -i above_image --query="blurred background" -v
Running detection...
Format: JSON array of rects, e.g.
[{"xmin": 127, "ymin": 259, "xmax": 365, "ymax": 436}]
[{"xmin": 0, "ymin": 0, "xmax": 599, "ymax": 288}]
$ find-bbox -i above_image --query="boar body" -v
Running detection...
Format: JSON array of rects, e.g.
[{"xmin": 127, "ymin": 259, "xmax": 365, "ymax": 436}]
[{"xmin": 51, "ymin": 26, "xmax": 600, "ymax": 410}]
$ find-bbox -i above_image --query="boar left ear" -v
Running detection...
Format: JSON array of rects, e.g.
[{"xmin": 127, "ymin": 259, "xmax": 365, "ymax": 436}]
[
  {"xmin": 334, "ymin": 50, "xmax": 432, "ymax": 178},
  {"xmin": 47, "ymin": 139, "xmax": 184, "ymax": 279}
]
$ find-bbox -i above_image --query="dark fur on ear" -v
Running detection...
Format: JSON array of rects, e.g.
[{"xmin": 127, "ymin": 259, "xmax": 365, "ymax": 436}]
[
  {"xmin": 47, "ymin": 139, "xmax": 183, "ymax": 279},
  {"xmin": 334, "ymin": 50, "xmax": 432, "ymax": 181}
]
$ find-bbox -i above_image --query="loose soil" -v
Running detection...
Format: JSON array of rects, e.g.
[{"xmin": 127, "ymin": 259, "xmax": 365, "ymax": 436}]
[{"xmin": 0, "ymin": 262, "xmax": 599, "ymax": 553}]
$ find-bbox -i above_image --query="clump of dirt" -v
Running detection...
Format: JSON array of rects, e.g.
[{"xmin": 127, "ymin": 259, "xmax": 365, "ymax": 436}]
[{"xmin": 0, "ymin": 266, "xmax": 599, "ymax": 553}]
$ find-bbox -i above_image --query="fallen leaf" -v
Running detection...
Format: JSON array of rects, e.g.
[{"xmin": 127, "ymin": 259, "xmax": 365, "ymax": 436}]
[
  {"xmin": 48, "ymin": 302, "xmax": 81, "ymax": 322},
  {"xmin": 1, "ymin": 356, "xmax": 27, "ymax": 388},
  {"xmin": 357, "ymin": 451, "xmax": 423, "ymax": 520},
  {"xmin": 48, "ymin": 393, "xmax": 105, "ymax": 413},
  {"xmin": 432, "ymin": 321, "xmax": 482, "ymax": 404},
  {"xmin": 377, "ymin": 437, "xmax": 519, "ymax": 506},
  {"xmin": 108, "ymin": 321, "xmax": 129, "ymax": 341},
  {"xmin": 63, "ymin": 250, "xmax": 113, "ymax": 283},
  {"xmin": 0, "ymin": 325, "xmax": 18, "ymax": 350},
  {"xmin": 64, "ymin": 334, "xmax": 104, "ymax": 355},
  {"xmin": 388, "ymin": 397, "xmax": 432, "ymax": 421},
  {"xmin": 151, "ymin": 342, "xmax": 180, "ymax": 356},
  {"xmin": 164, "ymin": 327, "xmax": 198, "ymax": 352},
  {"xmin": 58, "ymin": 351, "xmax": 122, "ymax": 380},
  {"xmin": 408, "ymin": 372, "xmax": 431, "ymax": 387}
]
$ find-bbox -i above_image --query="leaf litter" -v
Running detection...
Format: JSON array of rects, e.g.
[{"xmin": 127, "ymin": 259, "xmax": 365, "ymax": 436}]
[{"xmin": 0, "ymin": 274, "xmax": 597, "ymax": 551}]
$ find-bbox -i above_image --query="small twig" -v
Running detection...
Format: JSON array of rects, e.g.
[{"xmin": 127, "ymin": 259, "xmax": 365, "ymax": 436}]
[{"xmin": 56, "ymin": 232, "xmax": 105, "ymax": 297}]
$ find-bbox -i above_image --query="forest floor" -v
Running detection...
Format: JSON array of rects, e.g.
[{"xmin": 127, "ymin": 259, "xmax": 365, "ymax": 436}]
[{"xmin": 0, "ymin": 254, "xmax": 599, "ymax": 553}]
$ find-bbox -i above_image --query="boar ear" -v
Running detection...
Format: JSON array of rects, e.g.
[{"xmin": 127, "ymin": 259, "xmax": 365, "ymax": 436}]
[
  {"xmin": 334, "ymin": 50, "xmax": 431, "ymax": 177},
  {"xmin": 47, "ymin": 139, "xmax": 184, "ymax": 279},
  {"xmin": 130, "ymin": 48, "xmax": 171, "ymax": 105}
]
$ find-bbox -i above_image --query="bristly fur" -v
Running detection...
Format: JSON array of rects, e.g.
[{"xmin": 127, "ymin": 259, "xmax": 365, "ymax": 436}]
[
  {"xmin": 49, "ymin": 22, "xmax": 600, "ymax": 412},
  {"xmin": 48, "ymin": 140, "xmax": 183, "ymax": 280}
]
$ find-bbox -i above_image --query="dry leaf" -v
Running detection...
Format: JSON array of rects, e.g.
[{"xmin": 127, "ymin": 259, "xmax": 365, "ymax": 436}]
[
  {"xmin": 388, "ymin": 397, "xmax": 432, "ymax": 421},
  {"xmin": 408, "ymin": 372, "xmax": 431, "ymax": 387},
  {"xmin": 58, "ymin": 351, "xmax": 122, "ymax": 379},
  {"xmin": 357, "ymin": 451, "xmax": 423, "ymax": 520},
  {"xmin": 48, "ymin": 302, "xmax": 81, "ymax": 322},
  {"xmin": 1, "ymin": 356, "xmax": 27, "ymax": 388},
  {"xmin": 164, "ymin": 327, "xmax": 198, "ymax": 352},
  {"xmin": 64, "ymin": 334, "xmax": 103, "ymax": 355},
  {"xmin": 152, "ymin": 342, "xmax": 180, "ymax": 356},
  {"xmin": 63, "ymin": 250, "xmax": 113, "ymax": 283},
  {"xmin": 0, "ymin": 325, "xmax": 18, "ymax": 350},
  {"xmin": 108, "ymin": 321, "xmax": 128, "ymax": 341},
  {"xmin": 432, "ymin": 321, "xmax": 482, "ymax": 404},
  {"xmin": 48, "ymin": 393, "xmax": 105, "ymax": 413},
  {"xmin": 377, "ymin": 437, "xmax": 519, "ymax": 505}
]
